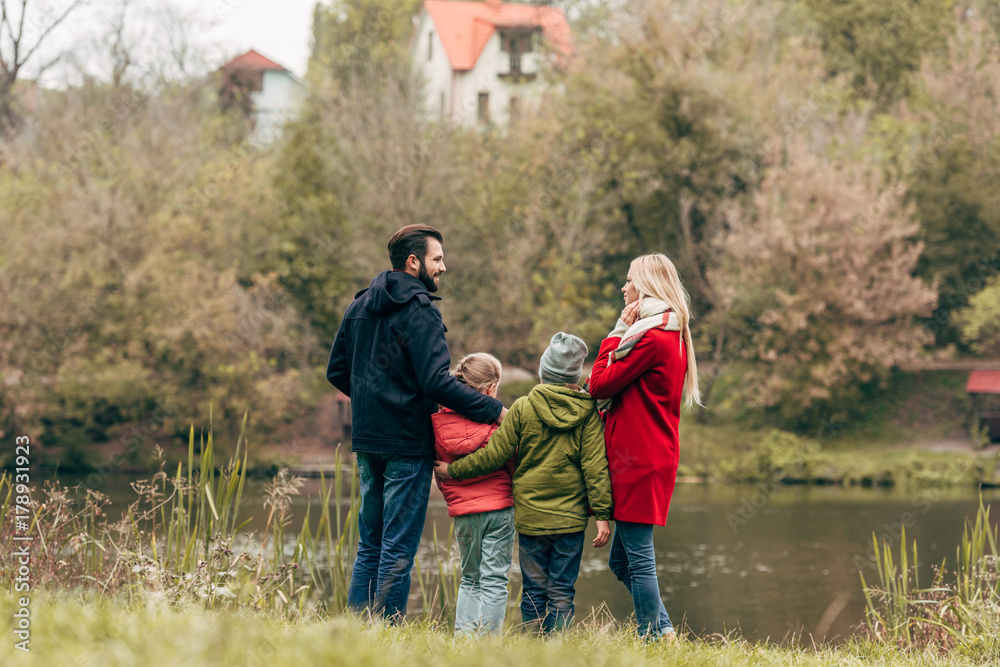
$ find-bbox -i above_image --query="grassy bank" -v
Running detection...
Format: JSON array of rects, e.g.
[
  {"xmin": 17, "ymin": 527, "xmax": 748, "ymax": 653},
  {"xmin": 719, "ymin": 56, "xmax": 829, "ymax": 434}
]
[
  {"xmin": 672, "ymin": 369, "xmax": 1000, "ymax": 486},
  {"xmin": 679, "ymin": 425, "xmax": 1000, "ymax": 487},
  {"xmin": 0, "ymin": 591, "xmax": 988, "ymax": 667}
]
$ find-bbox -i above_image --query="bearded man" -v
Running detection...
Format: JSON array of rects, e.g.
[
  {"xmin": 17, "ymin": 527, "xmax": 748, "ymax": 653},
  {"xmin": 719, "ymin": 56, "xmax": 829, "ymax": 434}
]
[{"xmin": 327, "ymin": 224, "xmax": 505, "ymax": 621}]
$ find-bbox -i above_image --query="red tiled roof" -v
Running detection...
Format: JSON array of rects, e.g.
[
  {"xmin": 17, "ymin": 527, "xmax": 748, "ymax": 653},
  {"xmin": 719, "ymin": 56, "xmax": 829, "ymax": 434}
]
[
  {"xmin": 423, "ymin": 0, "xmax": 571, "ymax": 71},
  {"xmin": 967, "ymin": 370, "xmax": 1000, "ymax": 394},
  {"xmin": 222, "ymin": 50, "xmax": 287, "ymax": 72}
]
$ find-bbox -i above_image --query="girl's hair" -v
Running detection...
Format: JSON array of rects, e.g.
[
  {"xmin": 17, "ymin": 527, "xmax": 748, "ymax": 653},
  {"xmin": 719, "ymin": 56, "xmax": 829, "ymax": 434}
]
[
  {"xmin": 629, "ymin": 253, "xmax": 703, "ymax": 409},
  {"xmin": 453, "ymin": 353, "xmax": 502, "ymax": 394}
]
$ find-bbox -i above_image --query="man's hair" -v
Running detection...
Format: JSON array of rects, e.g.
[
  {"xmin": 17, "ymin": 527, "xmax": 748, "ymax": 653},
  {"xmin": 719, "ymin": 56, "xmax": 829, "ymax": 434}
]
[{"xmin": 388, "ymin": 225, "xmax": 443, "ymax": 270}]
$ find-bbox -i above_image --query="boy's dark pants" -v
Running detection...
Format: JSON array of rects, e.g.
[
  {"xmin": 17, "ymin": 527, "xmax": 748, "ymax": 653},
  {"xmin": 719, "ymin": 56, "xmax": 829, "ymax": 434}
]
[{"xmin": 517, "ymin": 531, "xmax": 585, "ymax": 632}]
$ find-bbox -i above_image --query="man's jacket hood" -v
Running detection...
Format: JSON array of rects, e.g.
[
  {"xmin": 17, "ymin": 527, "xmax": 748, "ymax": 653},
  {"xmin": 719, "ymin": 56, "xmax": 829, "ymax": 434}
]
[
  {"xmin": 527, "ymin": 384, "xmax": 593, "ymax": 431},
  {"xmin": 362, "ymin": 270, "xmax": 439, "ymax": 316}
]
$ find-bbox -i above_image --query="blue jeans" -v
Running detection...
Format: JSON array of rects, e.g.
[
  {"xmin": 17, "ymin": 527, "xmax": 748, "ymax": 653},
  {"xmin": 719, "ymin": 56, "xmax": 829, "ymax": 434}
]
[
  {"xmin": 608, "ymin": 521, "xmax": 673, "ymax": 637},
  {"xmin": 347, "ymin": 452, "xmax": 433, "ymax": 621},
  {"xmin": 453, "ymin": 507, "xmax": 515, "ymax": 635},
  {"xmin": 518, "ymin": 531, "xmax": 585, "ymax": 632}
]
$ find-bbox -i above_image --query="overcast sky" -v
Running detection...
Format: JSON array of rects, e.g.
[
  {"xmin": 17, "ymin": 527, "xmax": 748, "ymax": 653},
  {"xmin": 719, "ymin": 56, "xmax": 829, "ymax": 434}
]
[
  {"xmin": 12, "ymin": 0, "xmax": 321, "ymax": 83},
  {"xmin": 175, "ymin": 0, "xmax": 319, "ymax": 76}
]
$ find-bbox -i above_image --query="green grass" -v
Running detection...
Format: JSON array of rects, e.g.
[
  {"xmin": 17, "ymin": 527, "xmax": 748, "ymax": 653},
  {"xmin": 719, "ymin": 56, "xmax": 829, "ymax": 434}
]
[{"xmin": 0, "ymin": 590, "xmax": 991, "ymax": 667}]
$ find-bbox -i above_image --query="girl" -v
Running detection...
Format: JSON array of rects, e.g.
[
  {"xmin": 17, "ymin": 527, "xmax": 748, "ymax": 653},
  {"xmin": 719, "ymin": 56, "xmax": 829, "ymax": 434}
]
[
  {"xmin": 432, "ymin": 353, "xmax": 514, "ymax": 636},
  {"xmin": 587, "ymin": 253, "xmax": 703, "ymax": 640}
]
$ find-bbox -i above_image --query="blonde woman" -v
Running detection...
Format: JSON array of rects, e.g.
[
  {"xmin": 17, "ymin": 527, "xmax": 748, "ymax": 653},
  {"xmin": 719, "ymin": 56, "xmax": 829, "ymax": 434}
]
[{"xmin": 587, "ymin": 253, "xmax": 702, "ymax": 640}]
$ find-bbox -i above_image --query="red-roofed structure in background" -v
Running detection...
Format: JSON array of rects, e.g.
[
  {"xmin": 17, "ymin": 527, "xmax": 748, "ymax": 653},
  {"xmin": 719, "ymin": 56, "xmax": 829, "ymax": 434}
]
[
  {"xmin": 422, "ymin": 0, "xmax": 571, "ymax": 71},
  {"xmin": 222, "ymin": 49, "xmax": 288, "ymax": 73},
  {"xmin": 967, "ymin": 370, "xmax": 1000, "ymax": 394},
  {"xmin": 967, "ymin": 370, "xmax": 1000, "ymax": 441},
  {"xmin": 411, "ymin": 0, "xmax": 572, "ymax": 126},
  {"xmin": 217, "ymin": 50, "xmax": 303, "ymax": 143}
]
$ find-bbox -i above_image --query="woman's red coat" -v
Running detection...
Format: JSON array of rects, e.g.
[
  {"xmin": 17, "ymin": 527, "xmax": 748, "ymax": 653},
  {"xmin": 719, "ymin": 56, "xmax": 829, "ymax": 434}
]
[{"xmin": 588, "ymin": 328, "xmax": 687, "ymax": 526}]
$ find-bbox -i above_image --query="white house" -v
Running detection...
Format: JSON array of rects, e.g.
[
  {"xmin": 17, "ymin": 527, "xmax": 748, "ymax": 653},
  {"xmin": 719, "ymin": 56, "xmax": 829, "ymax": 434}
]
[
  {"xmin": 410, "ymin": 0, "xmax": 572, "ymax": 127},
  {"xmin": 219, "ymin": 50, "xmax": 304, "ymax": 143}
]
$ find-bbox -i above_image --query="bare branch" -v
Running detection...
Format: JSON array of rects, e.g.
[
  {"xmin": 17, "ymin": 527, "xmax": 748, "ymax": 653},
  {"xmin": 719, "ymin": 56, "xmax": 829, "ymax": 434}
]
[
  {"xmin": 1, "ymin": 0, "xmax": 86, "ymax": 132},
  {"xmin": 108, "ymin": 0, "xmax": 134, "ymax": 87},
  {"xmin": 19, "ymin": 0, "xmax": 86, "ymax": 70},
  {"xmin": 1, "ymin": 2, "xmax": 9, "ymax": 44},
  {"xmin": 30, "ymin": 49, "xmax": 63, "ymax": 79},
  {"xmin": 0, "ymin": 1, "xmax": 13, "ymax": 73},
  {"xmin": 16, "ymin": 0, "xmax": 28, "ymax": 54}
]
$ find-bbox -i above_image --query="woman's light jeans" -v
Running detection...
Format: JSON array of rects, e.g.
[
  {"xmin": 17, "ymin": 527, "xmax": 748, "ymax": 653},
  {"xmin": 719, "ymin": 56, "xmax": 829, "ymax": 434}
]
[
  {"xmin": 453, "ymin": 506, "xmax": 515, "ymax": 636},
  {"xmin": 608, "ymin": 521, "xmax": 674, "ymax": 637}
]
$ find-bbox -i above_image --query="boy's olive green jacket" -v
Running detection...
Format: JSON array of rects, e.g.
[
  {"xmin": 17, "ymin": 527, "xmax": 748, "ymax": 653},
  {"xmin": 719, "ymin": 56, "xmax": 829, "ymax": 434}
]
[{"xmin": 447, "ymin": 384, "xmax": 612, "ymax": 536}]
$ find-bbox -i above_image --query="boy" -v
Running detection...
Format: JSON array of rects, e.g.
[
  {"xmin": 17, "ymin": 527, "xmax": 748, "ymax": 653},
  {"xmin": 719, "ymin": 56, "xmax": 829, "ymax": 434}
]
[{"xmin": 434, "ymin": 332, "xmax": 612, "ymax": 633}]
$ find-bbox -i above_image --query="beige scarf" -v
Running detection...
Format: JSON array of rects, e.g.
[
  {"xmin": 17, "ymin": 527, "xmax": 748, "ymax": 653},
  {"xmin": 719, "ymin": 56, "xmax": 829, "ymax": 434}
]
[{"xmin": 595, "ymin": 298, "xmax": 680, "ymax": 410}]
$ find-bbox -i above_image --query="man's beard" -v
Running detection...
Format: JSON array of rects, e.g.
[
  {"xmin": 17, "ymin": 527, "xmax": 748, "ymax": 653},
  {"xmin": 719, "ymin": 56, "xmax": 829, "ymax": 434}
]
[{"xmin": 418, "ymin": 260, "xmax": 438, "ymax": 292}]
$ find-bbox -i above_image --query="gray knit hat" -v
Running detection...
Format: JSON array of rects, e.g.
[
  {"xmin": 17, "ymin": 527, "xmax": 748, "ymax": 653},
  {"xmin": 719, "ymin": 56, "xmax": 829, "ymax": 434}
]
[{"xmin": 538, "ymin": 332, "xmax": 588, "ymax": 385}]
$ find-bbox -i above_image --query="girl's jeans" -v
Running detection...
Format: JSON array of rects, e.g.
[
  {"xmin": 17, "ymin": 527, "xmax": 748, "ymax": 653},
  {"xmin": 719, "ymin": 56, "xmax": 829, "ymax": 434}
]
[
  {"xmin": 517, "ymin": 531, "xmax": 585, "ymax": 632},
  {"xmin": 608, "ymin": 521, "xmax": 674, "ymax": 637},
  {"xmin": 453, "ymin": 506, "xmax": 515, "ymax": 635}
]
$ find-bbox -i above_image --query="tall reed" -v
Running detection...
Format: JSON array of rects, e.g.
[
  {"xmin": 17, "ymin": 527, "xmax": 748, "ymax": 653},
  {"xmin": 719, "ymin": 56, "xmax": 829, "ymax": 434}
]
[
  {"xmin": 860, "ymin": 498, "xmax": 1000, "ymax": 660},
  {"xmin": 0, "ymin": 413, "xmax": 461, "ymax": 621}
]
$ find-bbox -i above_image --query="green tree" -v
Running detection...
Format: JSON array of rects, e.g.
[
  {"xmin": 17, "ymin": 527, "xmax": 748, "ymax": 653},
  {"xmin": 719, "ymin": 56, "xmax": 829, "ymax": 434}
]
[
  {"xmin": 708, "ymin": 141, "xmax": 936, "ymax": 427},
  {"xmin": 279, "ymin": 0, "xmax": 628, "ymax": 360},
  {"xmin": 802, "ymin": 0, "xmax": 954, "ymax": 105},
  {"xmin": 908, "ymin": 13, "xmax": 1000, "ymax": 345},
  {"xmin": 269, "ymin": 62, "xmax": 457, "ymax": 342},
  {"xmin": 909, "ymin": 138, "xmax": 1000, "ymax": 344},
  {"xmin": 955, "ymin": 275, "xmax": 1000, "ymax": 355},
  {"xmin": 0, "ymin": 79, "xmax": 316, "ymax": 446},
  {"xmin": 442, "ymin": 108, "xmax": 622, "ymax": 363},
  {"xmin": 308, "ymin": 0, "xmax": 421, "ymax": 86}
]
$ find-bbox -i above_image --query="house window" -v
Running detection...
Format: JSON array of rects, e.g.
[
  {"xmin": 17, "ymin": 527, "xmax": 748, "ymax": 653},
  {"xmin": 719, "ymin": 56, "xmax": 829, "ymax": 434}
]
[
  {"xmin": 477, "ymin": 92, "xmax": 489, "ymax": 125},
  {"xmin": 498, "ymin": 30, "xmax": 533, "ymax": 55},
  {"xmin": 499, "ymin": 28, "xmax": 538, "ymax": 77},
  {"xmin": 439, "ymin": 91, "xmax": 446, "ymax": 120},
  {"xmin": 509, "ymin": 96, "xmax": 520, "ymax": 125},
  {"xmin": 250, "ymin": 71, "xmax": 264, "ymax": 92},
  {"xmin": 428, "ymin": 30, "xmax": 434, "ymax": 61}
]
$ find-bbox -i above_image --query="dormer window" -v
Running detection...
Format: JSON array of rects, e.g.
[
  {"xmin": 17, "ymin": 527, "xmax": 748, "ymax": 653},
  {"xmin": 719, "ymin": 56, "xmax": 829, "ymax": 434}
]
[{"xmin": 497, "ymin": 28, "xmax": 539, "ymax": 78}]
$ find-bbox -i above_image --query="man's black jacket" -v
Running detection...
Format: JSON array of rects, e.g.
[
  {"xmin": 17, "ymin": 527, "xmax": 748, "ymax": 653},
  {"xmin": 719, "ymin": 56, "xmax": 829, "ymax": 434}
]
[{"xmin": 327, "ymin": 270, "xmax": 502, "ymax": 456}]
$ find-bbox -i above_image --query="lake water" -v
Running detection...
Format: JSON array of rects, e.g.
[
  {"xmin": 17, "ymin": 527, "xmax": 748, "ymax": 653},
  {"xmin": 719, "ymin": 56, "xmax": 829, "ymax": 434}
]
[{"xmin": 65, "ymin": 471, "xmax": 1000, "ymax": 642}]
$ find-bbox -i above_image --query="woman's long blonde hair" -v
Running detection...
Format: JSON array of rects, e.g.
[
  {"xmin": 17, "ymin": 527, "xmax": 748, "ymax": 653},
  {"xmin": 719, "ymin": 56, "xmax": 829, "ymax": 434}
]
[
  {"xmin": 453, "ymin": 352, "xmax": 502, "ymax": 395},
  {"xmin": 629, "ymin": 253, "xmax": 703, "ymax": 408}
]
